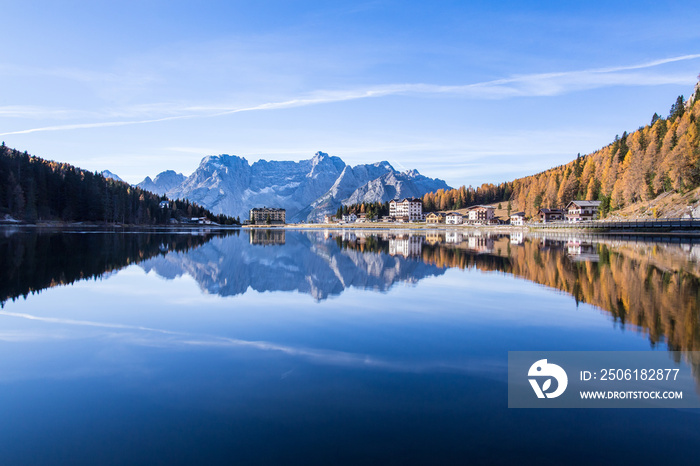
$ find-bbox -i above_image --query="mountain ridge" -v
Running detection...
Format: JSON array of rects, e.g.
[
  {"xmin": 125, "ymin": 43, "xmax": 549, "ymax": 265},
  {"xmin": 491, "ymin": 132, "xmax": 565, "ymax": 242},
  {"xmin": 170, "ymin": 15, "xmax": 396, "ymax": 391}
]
[{"xmin": 138, "ymin": 151, "xmax": 450, "ymax": 222}]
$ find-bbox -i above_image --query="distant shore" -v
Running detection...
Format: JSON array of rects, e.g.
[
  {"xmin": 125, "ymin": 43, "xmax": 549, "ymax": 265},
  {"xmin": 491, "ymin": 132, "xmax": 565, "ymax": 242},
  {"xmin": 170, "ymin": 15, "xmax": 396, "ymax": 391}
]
[{"xmin": 270, "ymin": 221, "xmax": 700, "ymax": 236}]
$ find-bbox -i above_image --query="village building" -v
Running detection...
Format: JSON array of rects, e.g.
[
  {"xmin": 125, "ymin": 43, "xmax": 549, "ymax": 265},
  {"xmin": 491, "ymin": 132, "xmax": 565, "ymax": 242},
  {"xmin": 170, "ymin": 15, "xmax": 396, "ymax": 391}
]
[
  {"xmin": 323, "ymin": 214, "xmax": 337, "ymax": 223},
  {"xmin": 341, "ymin": 213, "xmax": 357, "ymax": 223},
  {"xmin": 445, "ymin": 212, "xmax": 464, "ymax": 225},
  {"xmin": 249, "ymin": 207, "xmax": 286, "ymax": 225},
  {"xmin": 565, "ymin": 200, "xmax": 601, "ymax": 222},
  {"xmin": 466, "ymin": 205, "xmax": 495, "ymax": 224},
  {"xmin": 538, "ymin": 208, "xmax": 566, "ymax": 223},
  {"xmin": 425, "ymin": 212, "xmax": 446, "ymax": 224},
  {"xmin": 389, "ymin": 198, "xmax": 423, "ymax": 222},
  {"xmin": 510, "ymin": 211, "xmax": 526, "ymax": 226}
]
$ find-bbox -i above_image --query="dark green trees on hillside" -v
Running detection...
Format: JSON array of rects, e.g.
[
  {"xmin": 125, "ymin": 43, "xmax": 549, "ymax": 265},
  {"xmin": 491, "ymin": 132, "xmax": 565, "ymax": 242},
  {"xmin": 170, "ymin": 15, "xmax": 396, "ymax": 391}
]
[{"xmin": 0, "ymin": 145, "xmax": 238, "ymax": 225}]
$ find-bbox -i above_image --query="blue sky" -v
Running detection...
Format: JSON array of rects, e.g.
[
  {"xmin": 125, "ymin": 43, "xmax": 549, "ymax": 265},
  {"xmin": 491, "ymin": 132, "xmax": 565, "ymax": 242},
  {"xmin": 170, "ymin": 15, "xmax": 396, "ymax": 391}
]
[{"xmin": 2, "ymin": 1, "xmax": 699, "ymax": 187}]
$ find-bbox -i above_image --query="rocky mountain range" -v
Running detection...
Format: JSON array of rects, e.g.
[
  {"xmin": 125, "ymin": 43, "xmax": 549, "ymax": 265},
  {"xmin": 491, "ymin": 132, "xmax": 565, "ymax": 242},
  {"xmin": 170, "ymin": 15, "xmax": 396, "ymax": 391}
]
[
  {"xmin": 137, "ymin": 170, "xmax": 186, "ymax": 196},
  {"xmin": 136, "ymin": 152, "xmax": 450, "ymax": 222}
]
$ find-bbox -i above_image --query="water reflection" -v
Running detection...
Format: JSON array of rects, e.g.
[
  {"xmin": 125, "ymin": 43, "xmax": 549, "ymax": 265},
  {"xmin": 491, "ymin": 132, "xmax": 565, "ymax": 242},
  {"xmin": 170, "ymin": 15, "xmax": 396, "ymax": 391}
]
[
  {"xmin": 3, "ymin": 227, "xmax": 700, "ymax": 354},
  {"xmin": 140, "ymin": 229, "xmax": 700, "ymax": 354},
  {"xmin": 0, "ymin": 227, "xmax": 237, "ymax": 305},
  {"xmin": 2, "ymin": 227, "xmax": 700, "ymax": 463}
]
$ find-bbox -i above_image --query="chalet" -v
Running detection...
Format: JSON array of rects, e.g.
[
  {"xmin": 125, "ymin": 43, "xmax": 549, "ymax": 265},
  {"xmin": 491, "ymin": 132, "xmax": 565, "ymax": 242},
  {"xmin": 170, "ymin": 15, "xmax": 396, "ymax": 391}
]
[
  {"xmin": 466, "ymin": 205, "xmax": 495, "ymax": 224},
  {"xmin": 538, "ymin": 208, "xmax": 566, "ymax": 223},
  {"xmin": 323, "ymin": 215, "xmax": 337, "ymax": 223},
  {"xmin": 341, "ymin": 213, "xmax": 357, "ymax": 223},
  {"xmin": 425, "ymin": 212, "xmax": 445, "ymax": 224},
  {"xmin": 389, "ymin": 198, "xmax": 423, "ymax": 222},
  {"xmin": 565, "ymin": 200, "xmax": 601, "ymax": 222},
  {"xmin": 445, "ymin": 212, "xmax": 463, "ymax": 225},
  {"xmin": 510, "ymin": 211, "xmax": 525, "ymax": 226},
  {"xmin": 249, "ymin": 207, "xmax": 286, "ymax": 225}
]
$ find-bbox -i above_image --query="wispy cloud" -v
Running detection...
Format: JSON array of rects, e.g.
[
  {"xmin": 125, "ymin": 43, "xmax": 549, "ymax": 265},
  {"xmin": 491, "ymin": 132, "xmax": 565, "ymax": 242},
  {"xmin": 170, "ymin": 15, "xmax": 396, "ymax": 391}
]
[{"xmin": 2, "ymin": 53, "xmax": 698, "ymax": 137}]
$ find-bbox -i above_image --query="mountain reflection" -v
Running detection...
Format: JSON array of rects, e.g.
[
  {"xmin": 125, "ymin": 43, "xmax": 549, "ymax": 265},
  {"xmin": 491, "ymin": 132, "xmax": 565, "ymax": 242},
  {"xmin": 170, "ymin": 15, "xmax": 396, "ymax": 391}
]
[
  {"xmin": 140, "ymin": 230, "xmax": 447, "ymax": 300},
  {"xmin": 3, "ymin": 227, "xmax": 699, "ymax": 355},
  {"xmin": 143, "ymin": 229, "xmax": 700, "ymax": 353}
]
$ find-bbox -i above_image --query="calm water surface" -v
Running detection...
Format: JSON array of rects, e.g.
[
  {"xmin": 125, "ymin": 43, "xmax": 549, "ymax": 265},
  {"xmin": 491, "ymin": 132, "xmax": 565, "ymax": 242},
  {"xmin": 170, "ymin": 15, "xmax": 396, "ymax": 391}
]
[{"xmin": 1, "ymin": 228, "xmax": 699, "ymax": 465}]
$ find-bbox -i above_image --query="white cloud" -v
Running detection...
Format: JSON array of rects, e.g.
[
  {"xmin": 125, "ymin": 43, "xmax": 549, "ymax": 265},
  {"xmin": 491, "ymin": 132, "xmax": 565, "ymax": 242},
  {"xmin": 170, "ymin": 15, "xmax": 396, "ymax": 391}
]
[{"xmin": 2, "ymin": 53, "xmax": 698, "ymax": 137}]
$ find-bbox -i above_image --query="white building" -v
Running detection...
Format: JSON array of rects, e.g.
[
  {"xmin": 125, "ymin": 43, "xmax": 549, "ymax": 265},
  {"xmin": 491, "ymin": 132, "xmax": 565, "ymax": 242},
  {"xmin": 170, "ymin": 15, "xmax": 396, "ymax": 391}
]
[
  {"xmin": 389, "ymin": 198, "xmax": 422, "ymax": 222},
  {"xmin": 445, "ymin": 212, "xmax": 463, "ymax": 225},
  {"xmin": 341, "ymin": 213, "xmax": 357, "ymax": 223},
  {"xmin": 510, "ymin": 211, "xmax": 525, "ymax": 226},
  {"xmin": 566, "ymin": 200, "xmax": 601, "ymax": 222},
  {"xmin": 467, "ymin": 205, "xmax": 495, "ymax": 223}
]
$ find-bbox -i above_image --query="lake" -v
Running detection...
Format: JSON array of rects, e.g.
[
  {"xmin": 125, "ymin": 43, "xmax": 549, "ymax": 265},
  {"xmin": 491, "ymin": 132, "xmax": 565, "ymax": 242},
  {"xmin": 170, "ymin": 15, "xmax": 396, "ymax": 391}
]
[{"xmin": 1, "ymin": 227, "xmax": 699, "ymax": 465}]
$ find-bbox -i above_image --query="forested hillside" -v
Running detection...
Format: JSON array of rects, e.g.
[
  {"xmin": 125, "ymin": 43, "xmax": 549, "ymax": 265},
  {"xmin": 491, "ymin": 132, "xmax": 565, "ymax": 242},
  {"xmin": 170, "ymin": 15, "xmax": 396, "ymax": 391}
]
[
  {"xmin": 424, "ymin": 83, "xmax": 700, "ymax": 218},
  {"xmin": 0, "ymin": 145, "xmax": 238, "ymax": 225}
]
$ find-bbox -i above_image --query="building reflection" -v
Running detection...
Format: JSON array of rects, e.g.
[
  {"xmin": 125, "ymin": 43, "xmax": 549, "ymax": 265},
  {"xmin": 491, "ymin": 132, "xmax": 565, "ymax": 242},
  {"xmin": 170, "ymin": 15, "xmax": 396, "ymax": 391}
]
[
  {"xmin": 389, "ymin": 234, "xmax": 422, "ymax": 257},
  {"xmin": 249, "ymin": 229, "xmax": 286, "ymax": 245}
]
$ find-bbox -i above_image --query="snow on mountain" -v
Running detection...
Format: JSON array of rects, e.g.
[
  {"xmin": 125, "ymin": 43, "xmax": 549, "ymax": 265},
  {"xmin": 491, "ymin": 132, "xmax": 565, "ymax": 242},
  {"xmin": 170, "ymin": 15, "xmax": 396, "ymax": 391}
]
[
  {"xmin": 138, "ymin": 151, "xmax": 450, "ymax": 222},
  {"xmin": 101, "ymin": 170, "xmax": 125, "ymax": 183},
  {"xmin": 137, "ymin": 170, "xmax": 186, "ymax": 196}
]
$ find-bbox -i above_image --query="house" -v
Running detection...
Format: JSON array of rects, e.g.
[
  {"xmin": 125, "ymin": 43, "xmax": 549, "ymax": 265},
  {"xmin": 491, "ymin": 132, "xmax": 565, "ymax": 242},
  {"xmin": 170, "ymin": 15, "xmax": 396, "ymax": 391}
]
[
  {"xmin": 341, "ymin": 213, "xmax": 357, "ymax": 223},
  {"xmin": 389, "ymin": 198, "xmax": 423, "ymax": 222},
  {"xmin": 159, "ymin": 200, "xmax": 170, "ymax": 209},
  {"xmin": 445, "ymin": 212, "xmax": 463, "ymax": 225},
  {"xmin": 466, "ymin": 205, "xmax": 495, "ymax": 224},
  {"xmin": 565, "ymin": 200, "xmax": 601, "ymax": 222},
  {"xmin": 381, "ymin": 215, "xmax": 394, "ymax": 223},
  {"xmin": 323, "ymin": 215, "xmax": 336, "ymax": 223},
  {"xmin": 510, "ymin": 211, "xmax": 525, "ymax": 226},
  {"xmin": 425, "ymin": 212, "xmax": 445, "ymax": 224},
  {"xmin": 538, "ymin": 208, "xmax": 566, "ymax": 223},
  {"xmin": 249, "ymin": 207, "xmax": 286, "ymax": 225}
]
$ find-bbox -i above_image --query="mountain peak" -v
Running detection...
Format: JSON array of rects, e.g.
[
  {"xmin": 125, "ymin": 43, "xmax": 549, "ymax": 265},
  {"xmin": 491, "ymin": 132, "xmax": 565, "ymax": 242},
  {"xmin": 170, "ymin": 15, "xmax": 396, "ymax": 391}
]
[
  {"xmin": 147, "ymin": 151, "xmax": 446, "ymax": 222},
  {"xmin": 101, "ymin": 170, "xmax": 125, "ymax": 183}
]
